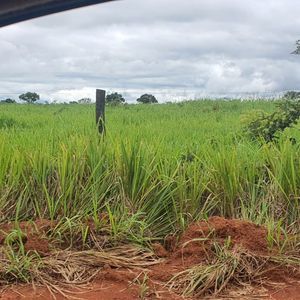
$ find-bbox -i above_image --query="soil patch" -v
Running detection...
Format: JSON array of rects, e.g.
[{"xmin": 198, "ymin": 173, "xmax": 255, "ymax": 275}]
[
  {"xmin": 0, "ymin": 219, "xmax": 55, "ymax": 256},
  {"xmin": 0, "ymin": 217, "xmax": 298, "ymax": 299},
  {"xmin": 151, "ymin": 216, "xmax": 271, "ymax": 282},
  {"xmin": 180, "ymin": 216, "xmax": 269, "ymax": 254}
]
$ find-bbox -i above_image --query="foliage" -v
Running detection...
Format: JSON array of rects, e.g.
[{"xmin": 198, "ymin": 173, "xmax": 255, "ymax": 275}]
[
  {"xmin": 0, "ymin": 98, "xmax": 16, "ymax": 104},
  {"xmin": 0, "ymin": 99, "xmax": 299, "ymax": 287},
  {"xmin": 283, "ymin": 91, "xmax": 300, "ymax": 99},
  {"xmin": 242, "ymin": 100, "xmax": 300, "ymax": 142},
  {"xmin": 0, "ymin": 117, "xmax": 18, "ymax": 129},
  {"xmin": 0, "ymin": 100, "xmax": 299, "ymax": 254},
  {"xmin": 78, "ymin": 98, "xmax": 92, "ymax": 104},
  {"xmin": 69, "ymin": 101, "xmax": 78, "ymax": 104},
  {"xmin": 292, "ymin": 40, "xmax": 300, "ymax": 54},
  {"xmin": 105, "ymin": 92, "xmax": 125, "ymax": 105},
  {"xmin": 19, "ymin": 92, "xmax": 40, "ymax": 103},
  {"xmin": 137, "ymin": 94, "xmax": 158, "ymax": 104}
]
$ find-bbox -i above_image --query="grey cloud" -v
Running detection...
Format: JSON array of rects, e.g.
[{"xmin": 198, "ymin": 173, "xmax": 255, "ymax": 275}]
[{"xmin": 0, "ymin": 0, "xmax": 300, "ymax": 102}]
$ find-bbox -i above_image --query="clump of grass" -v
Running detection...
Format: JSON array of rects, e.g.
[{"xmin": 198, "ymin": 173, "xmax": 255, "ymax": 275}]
[
  {"xmin": 0, "ymin": 228, "xmax": 41, "ymax": 283},
  {"xmin": 168, "ymin": 242, "xmax": 300, "ymax": 297},
  {"xmin": 0, "ymin": 117, "xmax": 18, "ymax": 129}
]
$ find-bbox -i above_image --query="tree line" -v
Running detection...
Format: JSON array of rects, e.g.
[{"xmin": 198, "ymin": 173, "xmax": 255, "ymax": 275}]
[{"xmin": 0, "ymin": 92, "xmax": 158, "ymax": 104}]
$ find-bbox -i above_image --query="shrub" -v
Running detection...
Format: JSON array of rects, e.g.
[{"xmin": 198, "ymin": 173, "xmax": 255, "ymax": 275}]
[
  {"xmin": 241, "ymin": 100, "xmax": 300, "ymax": 142},
  {"xmin": 283, "ymin": 91, "xmax": 300, "ymax": 100}
]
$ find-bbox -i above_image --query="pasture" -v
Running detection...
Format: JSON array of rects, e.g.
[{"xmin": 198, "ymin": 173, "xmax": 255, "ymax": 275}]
[{"xmin": 0, "ymin": 100, "xmax": 299, "ymax": 299}]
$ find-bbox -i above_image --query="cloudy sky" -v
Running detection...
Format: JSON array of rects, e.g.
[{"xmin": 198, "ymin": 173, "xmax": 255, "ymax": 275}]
[{"xmin": 0, "ymin": 0, "xmax": 300, "ymax": 102}]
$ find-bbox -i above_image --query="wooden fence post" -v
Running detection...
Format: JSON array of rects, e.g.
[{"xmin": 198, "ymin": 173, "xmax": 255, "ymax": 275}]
[{"xmin": 96, "ymin": 89, "xmax": 106, "ymax": 134}]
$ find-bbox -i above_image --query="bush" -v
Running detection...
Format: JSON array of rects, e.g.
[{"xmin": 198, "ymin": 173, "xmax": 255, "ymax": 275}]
[
  {"xmin": 283, "ymin": 91, "xmax": 300, "ymax": 100},
  {"xmin": 241, "ymin": 100, "xmax": 300, "ymax": 142}
]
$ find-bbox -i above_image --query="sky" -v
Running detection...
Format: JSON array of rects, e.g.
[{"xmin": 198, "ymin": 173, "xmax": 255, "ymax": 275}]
[{"xmin": 0, "ymin": 0, "xmax": 300, "ymax": 103}]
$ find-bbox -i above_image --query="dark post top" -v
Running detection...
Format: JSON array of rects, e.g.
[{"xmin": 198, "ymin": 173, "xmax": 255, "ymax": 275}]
[{"xmin": 96, "ymin": 89, "xmax": 106, "ymax": 134}]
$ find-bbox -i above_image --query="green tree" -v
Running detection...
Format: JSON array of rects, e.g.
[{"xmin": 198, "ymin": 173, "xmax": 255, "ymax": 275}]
[
  {"xmin": 136, "ymin": 94, "xmax": 158, "ymax": 104},
  {"xmin": 105, "ymin": 92, "xmax": 125, "ymax": 105},
  {"xmin": 19, "ymin": 92, "xmax": 40, "ymax": 103}
]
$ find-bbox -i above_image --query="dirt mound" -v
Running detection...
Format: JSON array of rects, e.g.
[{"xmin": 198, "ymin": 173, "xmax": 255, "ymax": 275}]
[
  {"xmin": 0, "ymin": 219, "xmax": 55, "ymax": 256},
  {"xmin": 151, "ymin": 217, "xmax": 270, "ymax": 283},
  {"xmin": 178, "ymin": 216, "xmax": 268, "ymax": 256}
]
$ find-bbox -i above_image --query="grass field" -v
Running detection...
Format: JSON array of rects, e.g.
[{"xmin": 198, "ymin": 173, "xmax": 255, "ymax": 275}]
[{"xmin": 0, "ymin": 100, "xmax": 299, "ymax": 298}]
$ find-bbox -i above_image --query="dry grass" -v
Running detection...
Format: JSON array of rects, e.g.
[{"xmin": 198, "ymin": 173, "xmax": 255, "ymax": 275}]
[
  {"xmin": 168, "ymin": 243, "xmax": 300, "ymax": 298},
  {"xmin": 0, "ymin": 244, "xmax": 162, "ymax": 298}
]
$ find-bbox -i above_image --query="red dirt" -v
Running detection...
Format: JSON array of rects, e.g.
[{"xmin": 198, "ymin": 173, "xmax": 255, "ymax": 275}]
[
  {"xmin": 0, "ymin": 279, "xmax": 140, "ymax": 300},
  {"xmin": 0, "ymin": 219, "xmax": 55, "ymax": 256},
  {"xmin": 151, "ymin": 216, "xmax": 271, "ymax": 281},
  {"xmin": 0, "ymin": 267, "xmax": 183, "ymax": 300},
  {"xmin": 0, "ymin": 217, "xmax": 299, "ymax": 299},
  {"xmin": 263, "ymin": 270, "xmax": 300, "ymax": 300},
  {"xmin": 152, "ymin": 243, "xmax": 169, "ymax": 258},
  {"xmin": 180, "ymin": 216, "xmax": 269, "ymax": 254},
  {"xmin": 24, "ymin": 235, "xmax": 50, "ymax": 256},
  {"xmin": 268, "ymin": 282, "xmax": 300, "ymax": 300}
]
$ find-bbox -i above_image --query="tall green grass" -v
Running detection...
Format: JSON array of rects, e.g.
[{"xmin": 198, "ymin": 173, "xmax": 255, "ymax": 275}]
[{"xmin": 0, "ymin": 100, "xmax": 299, "ymax": 242}]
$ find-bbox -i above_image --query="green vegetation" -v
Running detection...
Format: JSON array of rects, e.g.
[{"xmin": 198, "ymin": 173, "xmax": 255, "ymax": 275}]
[
  {"xmin": 136, "ymin": 93, "xmax": 158, "ymax": 104},
  {"xmin": 19, "ymin": 92, "xmax": 40, "ymax": 104},
  {"xmin": 0, "ymin": 100, "xmax": 299, "ymax": 228},
  {"xmin": 0, "ymin": 100, "xmax": 299, "ymax": 292},
  {"xmin": 241, "ymin": 99, "xmax": 300, "ymax": 142},
  {"xmin": 0, "ymin": 98, "xmax": 16, "ymax": 104},
  {"xmin": 105, "ymin": 92, "xmax": 125, "ymax": 105}
]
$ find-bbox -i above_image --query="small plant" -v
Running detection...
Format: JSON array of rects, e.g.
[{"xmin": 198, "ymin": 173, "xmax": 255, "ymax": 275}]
[
  {"xmin": 0, "ymin": 228, "xmax": 39, "ymax": 283},
  {"xmin": 133, "ymin": 272, "xmax": 149, "ymax": 299}
]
